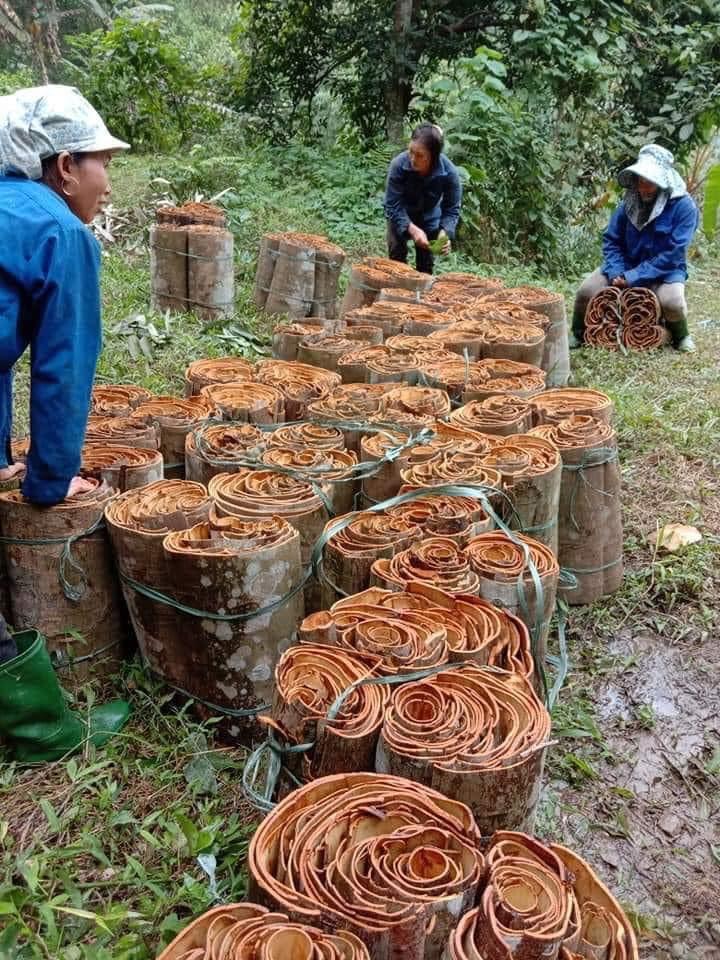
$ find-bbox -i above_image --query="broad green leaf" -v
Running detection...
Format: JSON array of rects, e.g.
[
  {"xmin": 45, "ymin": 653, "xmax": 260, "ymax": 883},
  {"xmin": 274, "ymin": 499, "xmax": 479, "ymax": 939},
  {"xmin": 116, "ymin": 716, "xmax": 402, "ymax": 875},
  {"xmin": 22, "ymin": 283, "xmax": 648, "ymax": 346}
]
[
  {"xmin": 50, "ymin": 905, "xmax": 112, "ymax": 934},
  {"xmin": 703, "ymin": 164, "xmax": 720, "ymax": 238}
]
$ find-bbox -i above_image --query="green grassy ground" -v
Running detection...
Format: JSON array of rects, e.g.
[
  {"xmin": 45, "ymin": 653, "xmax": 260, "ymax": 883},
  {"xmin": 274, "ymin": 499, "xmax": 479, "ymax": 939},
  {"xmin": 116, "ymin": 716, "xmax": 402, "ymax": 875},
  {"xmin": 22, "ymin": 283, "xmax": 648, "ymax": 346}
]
[{"xmin": 1, "ymin": 154, "xmax": 718, "ymax": 959}]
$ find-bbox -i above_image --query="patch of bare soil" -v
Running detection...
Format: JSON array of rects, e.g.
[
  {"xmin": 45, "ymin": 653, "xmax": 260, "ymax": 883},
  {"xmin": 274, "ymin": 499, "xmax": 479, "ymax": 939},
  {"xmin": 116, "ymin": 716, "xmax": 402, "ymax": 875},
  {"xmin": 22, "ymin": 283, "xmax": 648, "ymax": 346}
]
[{"xmin": 544, "ymin": 625, "xmax": 720, "ymax": 958}]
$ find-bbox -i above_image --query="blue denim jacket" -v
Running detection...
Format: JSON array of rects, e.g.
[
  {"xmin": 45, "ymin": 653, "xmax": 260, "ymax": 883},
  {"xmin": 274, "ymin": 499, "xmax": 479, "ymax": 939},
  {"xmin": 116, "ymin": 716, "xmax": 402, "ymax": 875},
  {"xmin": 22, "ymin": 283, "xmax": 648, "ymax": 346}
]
[
  {"xmin": 0, "ymin": 176, "xmax": 101, "ymax": 505},
  {"xmin": 384, "ymin": 151, "xmax": 462, "ymax": 239},
  {"xmin": 602, "ymin": 193, "xmax": 698, "ymax": 286}
]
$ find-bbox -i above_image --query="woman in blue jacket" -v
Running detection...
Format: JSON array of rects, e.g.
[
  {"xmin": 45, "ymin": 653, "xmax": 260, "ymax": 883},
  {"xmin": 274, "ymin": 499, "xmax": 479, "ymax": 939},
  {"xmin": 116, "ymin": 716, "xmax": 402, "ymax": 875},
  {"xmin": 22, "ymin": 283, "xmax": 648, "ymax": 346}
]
[
  {"xmin": 571, "ymin": 144, "xmax": 698, "ymax": 352},
  {"xmin": 384, "ymin": 122, "xmax": 463, "ymax": 274},
  {"xmin": 0, "ymin": 84, "xmax": 129, "ymax": 498},
  {"xmin": 0, "ymin": 85, "xmax": 130, "ymax": 758}
]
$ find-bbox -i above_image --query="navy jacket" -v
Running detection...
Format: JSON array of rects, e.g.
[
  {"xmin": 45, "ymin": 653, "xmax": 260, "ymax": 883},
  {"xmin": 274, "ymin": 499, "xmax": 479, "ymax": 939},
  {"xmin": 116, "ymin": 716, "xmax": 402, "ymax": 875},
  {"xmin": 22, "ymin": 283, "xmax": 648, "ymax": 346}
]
[
  {"xmin": 384, "ymin": 151, "xmax": 462, "ymax": 239},
  {"xmin": 602, "ymin": 193, "xmax": 698, "ymax": 286},
  {"xmin": 0, "ymin": 176, "xmax": 101, "ymax": 505}
]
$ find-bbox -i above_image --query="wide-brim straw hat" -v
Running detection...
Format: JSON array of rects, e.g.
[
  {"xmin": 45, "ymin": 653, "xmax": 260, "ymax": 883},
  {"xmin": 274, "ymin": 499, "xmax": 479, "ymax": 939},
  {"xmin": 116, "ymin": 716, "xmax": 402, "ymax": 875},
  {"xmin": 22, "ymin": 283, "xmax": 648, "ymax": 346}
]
[{"xmin": 618, "ymin": 143, "xmax": 686, "ymax": 197}]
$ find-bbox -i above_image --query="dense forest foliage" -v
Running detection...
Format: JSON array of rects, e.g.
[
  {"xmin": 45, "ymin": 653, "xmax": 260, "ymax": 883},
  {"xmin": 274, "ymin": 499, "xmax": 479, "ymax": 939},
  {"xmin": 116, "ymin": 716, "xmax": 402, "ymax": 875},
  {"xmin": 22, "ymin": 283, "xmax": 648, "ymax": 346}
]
[{"xmin": 1, "ymin": 0, "xmax": 719, "ymax": 270}]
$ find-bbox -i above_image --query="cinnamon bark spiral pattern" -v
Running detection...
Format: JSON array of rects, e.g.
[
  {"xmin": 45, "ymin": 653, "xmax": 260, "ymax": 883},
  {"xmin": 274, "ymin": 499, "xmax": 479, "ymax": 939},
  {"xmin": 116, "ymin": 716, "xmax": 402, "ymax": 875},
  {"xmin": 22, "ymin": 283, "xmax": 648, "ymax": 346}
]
[
  {"xmin": 271, "ymin": 644, "xmax": 388, "ymax": 780},
  {"xmin": 464, "ymin": 531, "xmax": 559, "ymax": 666},
  {"xmin": 272, "ymin": 322, "xmax": 331, "ymax": 361},
  {"xmin": 261, "ymin": 446, "xmax": 358, "ymax": 515},
  {"xmin": 157, "ymin": 902, "xmax": 371, "ymax": 960},
  {"xmin": 387, "ymin": 494, "xmax": 492, "ymax": 544},
  {"xmin": 378, "ymin": 385, "xmax": 452, "ymax": 421},
  {"xmin": 481, "ymin": 286, "xmax": 569, "ymax": 388},
  {"xmin": 268, "ymin": 423, "xmax": 347, "ymax": 451},
  {"xmin": 185, "ymin": 424, "xmax": 266, "ymax": 485},
  {"xmin": 339, "ymin": 343, "xmax": 456, "ymax": 386},
  {"xmin": 302, "ymin": 587, "xmax": 448, "ymax": 674},
  {"xmin": 183, "ymin": 357, "xmax": 256, "ymax": 396},
  {"xmin": 106, "ymin": 480, "xmax": 211, "ymax": 543},
  {"xmin": 447, "ymin": 832, "xmax": 639, "ymax": 960},
  {"xmin": 584, "ymin": 287, "xmax": 623, "ymax": 350},
  {"xmin": 131, "ymin": 396, "xmax": 213, "ymax": 478},
  {"xmin": 584, "ymin": 287, "xmax": 668, "ymax": 351},
  {"xmin": 255, "ymin": 360, "xmax": 342, "ymax": 421},
  {"xmin": 532, "ymin": 388, "xmax": 613, "ymax": 425},
  {"xmin": 105, "ymin": 480, "xmax": 212, "ymax": 678},
  {"xmin": 85, "ymin": 415, "xmax": 160, "ymax": 449},
  {"xmin": 458, "ymin": 300, "xmax": 550, "ymax": 330},
  {"xmin": 418, "ymin": 360, "xmax": 489, "ymax": 402},
  {"xmin": 371, "ymin": 536, "xmax": 482, "ymax": 596},
  {"xmin": 199, "ymin": 382, "xmax": 285, "ymax": 424},
  {"xmin": 306, "ymin": 383, "xmax": 394, "ymax": 452},
  {"xmin": 621, "ymin": 287, "xmax": 668, "ymax": 349},
  {"xmin": 376, "ymin": 665, "xmax": 550, "ymax": 834},
  {"xmin": 450, "ymin": 397, "xmax": 534, "ymax": 437},
  {"xmin": 482, "ymin": 285, "xmax": 564, "ymax": 314},
  {"xmin": 399, "ymin": 451, "xmax": 501, "ymax": 490},
  {"xmin": 90, "ymin": 384, "xmax": 154, "ymax": 417},
  {"xmin": 319, "ymin": 510, "xmax": 423, "ymax": 602},
  {"xmin": 209, "ymin": 469, "xmax": 328, "ymax": 566},
  {"xmin": 464, "ymin": 360, "xmax": 546, "ymax": 402},
  {"xmin": 447, "ymin": 832, "xmax": 572, "ymax": 960},
  {"xmin": 80, "ymin": 444, "xmax": 163, "ymax": 491},
  {"xmin": 400, "ymin": 304, "xmax": 455, "ymax": 336},
  {"xmin": 429, "ymin": 315, "xmax": 546, "ymax": 367},
  {"xmin": 247, "ymin": 772, "xmax": 482, "ymax": 960},
  {"xmin": 343, "ymin": 303, "xmax": 408, "ymax": 338},
  {"xmin": 551, "ymin": 844, "xmax": 640, "ymax": 960},
  {"xmin": 423, "ymin": 274, "xmax": 504, "ymax": 306},
  {"xmin": 297, "ymin": 333, "xmax": 365, "ymax": 373},
  {"xmin": 302, "ymin": 583, "xmax": 533, "ymax": 679},
  {"xmin": 359, "ymin": 423, "xmax": 485, "ymax": 504}
]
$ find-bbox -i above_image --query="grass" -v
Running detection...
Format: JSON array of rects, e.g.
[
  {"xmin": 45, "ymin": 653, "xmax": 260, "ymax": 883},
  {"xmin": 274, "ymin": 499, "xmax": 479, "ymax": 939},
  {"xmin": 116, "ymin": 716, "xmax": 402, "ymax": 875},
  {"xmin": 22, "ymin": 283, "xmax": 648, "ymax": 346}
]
[{"xmin": 2, "ymin": 147, "xmax": 720, "ymax": 958}]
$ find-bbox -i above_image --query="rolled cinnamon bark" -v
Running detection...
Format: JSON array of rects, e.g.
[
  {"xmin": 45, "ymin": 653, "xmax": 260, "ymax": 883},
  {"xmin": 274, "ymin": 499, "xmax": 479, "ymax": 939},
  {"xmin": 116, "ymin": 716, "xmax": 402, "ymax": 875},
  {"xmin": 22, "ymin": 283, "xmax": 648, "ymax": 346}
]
[
  {"xmin": 247, "ymin": 772, "xmax": 482, "ymax": 960},
  {"xmin": 157, "ymin": 901, "xmax": 371, "ymax": 960},
  {"xmin": 376, "ymin": 665, "xmax": 550, "ymax": 834},
  {"xmin": 184, "ymin": 357, "xmax": 255, "ymax": 396}
]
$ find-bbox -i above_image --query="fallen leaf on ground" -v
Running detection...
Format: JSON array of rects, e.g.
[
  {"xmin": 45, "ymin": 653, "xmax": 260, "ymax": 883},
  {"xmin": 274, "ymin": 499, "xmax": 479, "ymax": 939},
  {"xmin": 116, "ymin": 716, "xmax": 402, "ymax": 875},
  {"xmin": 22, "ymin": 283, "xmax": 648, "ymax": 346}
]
[{"xmin": 649, "ymin": 523, "xmax": 702, "ymax": 553}]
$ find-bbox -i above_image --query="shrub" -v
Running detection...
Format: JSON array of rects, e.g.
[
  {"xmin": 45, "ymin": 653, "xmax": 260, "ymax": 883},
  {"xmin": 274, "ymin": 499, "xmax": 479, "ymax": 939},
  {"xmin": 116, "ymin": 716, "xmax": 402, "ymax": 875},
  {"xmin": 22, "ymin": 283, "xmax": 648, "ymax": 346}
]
[{"xmin": 65, "ymin": 18, "xmax": 222, "ymax": 152}]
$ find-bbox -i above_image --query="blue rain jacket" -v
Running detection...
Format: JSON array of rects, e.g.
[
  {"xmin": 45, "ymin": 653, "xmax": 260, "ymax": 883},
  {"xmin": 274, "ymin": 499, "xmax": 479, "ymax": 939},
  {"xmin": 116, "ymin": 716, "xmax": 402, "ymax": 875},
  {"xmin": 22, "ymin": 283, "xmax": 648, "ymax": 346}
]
[
  {"xmin": 0, "ymin": 175, "xmax": 101, "ymax": 505},
  {"xmin": 601, "ymin": 193, "xmax": 698, "ymax": 286},
  {"xmin": 384, "ymin": 151, "xmax": 463, "ymax": 239}
]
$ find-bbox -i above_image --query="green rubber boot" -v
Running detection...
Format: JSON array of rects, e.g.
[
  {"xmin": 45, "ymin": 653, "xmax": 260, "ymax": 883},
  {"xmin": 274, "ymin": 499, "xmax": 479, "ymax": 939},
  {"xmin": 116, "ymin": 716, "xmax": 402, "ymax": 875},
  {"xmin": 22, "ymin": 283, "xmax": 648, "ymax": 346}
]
[{"xmin": 0, "ymin": 630, "xmax": 130, "ymax": 762}]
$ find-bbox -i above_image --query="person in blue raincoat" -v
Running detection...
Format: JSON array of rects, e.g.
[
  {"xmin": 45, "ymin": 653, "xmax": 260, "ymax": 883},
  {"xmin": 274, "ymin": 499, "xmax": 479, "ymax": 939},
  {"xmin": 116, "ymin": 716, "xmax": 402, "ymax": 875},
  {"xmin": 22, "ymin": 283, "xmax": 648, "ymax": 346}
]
[
  {"xmin": 571, "ymin": 144, "xmax": 699, "ymax": 353},
  {"xmin": 0, "ymin": 86, "xmax": 130, "ymax": 761},
  {"xmin": 0, "ymin": 85, "xmax": 129, "ymax": 506},
  {"xmin": 384, "ymin": 122, "xmax": 463, "ymax": 275}
]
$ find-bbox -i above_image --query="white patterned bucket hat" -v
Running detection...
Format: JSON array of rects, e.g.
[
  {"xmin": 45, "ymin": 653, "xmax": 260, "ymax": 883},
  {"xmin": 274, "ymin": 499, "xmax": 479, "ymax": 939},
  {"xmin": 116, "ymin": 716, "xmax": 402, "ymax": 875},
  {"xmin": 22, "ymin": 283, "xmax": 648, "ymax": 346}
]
[
  {"xmin": 0, "ymin": 85, "xmax": 129, "ymax": 181},
  {"xmin": 618, "ymin": 144, "xmax": 686, "ymax": 198}
]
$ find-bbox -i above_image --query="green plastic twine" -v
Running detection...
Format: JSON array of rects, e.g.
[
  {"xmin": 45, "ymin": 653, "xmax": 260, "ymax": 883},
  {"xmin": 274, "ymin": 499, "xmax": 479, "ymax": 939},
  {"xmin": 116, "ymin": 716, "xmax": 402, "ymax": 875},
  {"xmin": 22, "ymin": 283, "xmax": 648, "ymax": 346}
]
[
  {"xmin": 309, "ymin": 481, "xmax": 549, "ymax": 700},
  {"xmin": 0, "ymin": 514, "xmax": 105, "ymax": 602},
  {"xmin": 120, "ymin": 565, "xmax": 312, "ymax": 622},
  {"xmin": 242, "ymin": 660, "xmax": 506, "ymax": 812}
]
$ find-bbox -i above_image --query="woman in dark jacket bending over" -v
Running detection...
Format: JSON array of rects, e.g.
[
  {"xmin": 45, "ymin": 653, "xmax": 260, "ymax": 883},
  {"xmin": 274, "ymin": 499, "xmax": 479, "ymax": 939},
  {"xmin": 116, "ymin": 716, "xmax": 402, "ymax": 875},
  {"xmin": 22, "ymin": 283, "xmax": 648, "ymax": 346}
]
[{"xmin": 384, "ymin": 122, "xmax": 463, "ymax": 275}]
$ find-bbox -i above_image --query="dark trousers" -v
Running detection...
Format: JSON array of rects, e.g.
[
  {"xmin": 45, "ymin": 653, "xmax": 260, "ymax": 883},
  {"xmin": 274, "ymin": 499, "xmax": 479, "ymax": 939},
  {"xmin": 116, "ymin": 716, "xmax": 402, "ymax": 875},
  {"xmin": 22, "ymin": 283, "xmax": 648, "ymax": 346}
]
[
  {"xmin": 0, "ymin": 615, "xmax": 16, "ymax": 663},
  {"xmin": 387, "ymin": 221, "xmax": 439, "ymax": 275}
]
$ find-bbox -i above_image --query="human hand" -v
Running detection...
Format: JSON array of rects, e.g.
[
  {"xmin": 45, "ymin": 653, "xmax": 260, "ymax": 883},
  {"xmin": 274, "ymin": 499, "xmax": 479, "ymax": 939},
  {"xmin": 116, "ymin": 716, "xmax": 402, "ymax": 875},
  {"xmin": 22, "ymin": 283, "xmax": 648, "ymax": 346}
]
[
  {"xmin": 66, "ymin": 475, "xmax": 95, "ymax": 498},
  {"xmin": 611, "ymin": 276, "xmax": 627, "ymax": 288},
  {"xmin": 409, "ymin": 224, "xmax": 430, "ymax": 249},
  {"xmin": 439, "ymin": 230, "xmax": 451, "ymax": 255}
]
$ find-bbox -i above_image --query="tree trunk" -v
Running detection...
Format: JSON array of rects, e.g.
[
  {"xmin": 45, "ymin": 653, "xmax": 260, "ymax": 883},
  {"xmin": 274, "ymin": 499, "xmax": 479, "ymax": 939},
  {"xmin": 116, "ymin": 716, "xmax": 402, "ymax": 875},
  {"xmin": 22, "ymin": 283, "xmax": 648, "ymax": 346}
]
[{"xmin": 384, "ymin": 0, "xmax": 414, "ymax": 141}]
